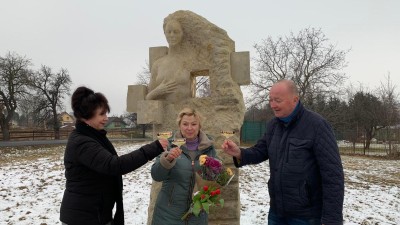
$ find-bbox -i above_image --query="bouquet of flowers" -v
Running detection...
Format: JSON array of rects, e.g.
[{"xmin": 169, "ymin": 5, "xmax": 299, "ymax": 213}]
[
  {"xmin": 181, "ymin": 185, "xmax": 223, "ymax": 220},
  {"xmin": 181, "ymin": 155, "xmax": 234, "ymax": 220},
  {"xmin": 197, "ymin": 155, "xmax": 234, "ymax": 187}
]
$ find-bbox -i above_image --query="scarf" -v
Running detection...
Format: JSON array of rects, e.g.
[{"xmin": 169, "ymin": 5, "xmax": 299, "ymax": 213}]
[
  {"xmin": 279, "ymin": 101, "xmax": 300, "ymax": 124},
  {"xmin": 186, "ymin": 137, "xmax": 199, "ymax": 151}
]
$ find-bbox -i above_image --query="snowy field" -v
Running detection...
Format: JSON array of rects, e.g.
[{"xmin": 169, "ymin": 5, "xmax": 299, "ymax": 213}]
[{"xmin": 0, "ymin": 142, "xmax": 399, "ymax": 225}]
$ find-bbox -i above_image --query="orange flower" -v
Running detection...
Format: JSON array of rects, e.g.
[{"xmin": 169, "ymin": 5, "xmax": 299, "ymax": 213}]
[{"xmin": 199, "ymin": 154, "xmax": 207, "ymax": 165}]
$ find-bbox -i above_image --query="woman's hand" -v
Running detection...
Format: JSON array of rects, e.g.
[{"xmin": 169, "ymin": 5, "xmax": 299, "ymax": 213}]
[
  {"xmin": 221, "ymin": 139, "xmax": 241, "ymax": 159},
  {"xmin": 165, "ymin": 147, "xmax": 182, "ymax": 162}
]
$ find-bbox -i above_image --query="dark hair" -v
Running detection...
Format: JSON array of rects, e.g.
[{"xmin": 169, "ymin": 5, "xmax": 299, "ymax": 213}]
[{"xmin": 71, "ymin": 86, "xmax": 110, "ymax": 121}]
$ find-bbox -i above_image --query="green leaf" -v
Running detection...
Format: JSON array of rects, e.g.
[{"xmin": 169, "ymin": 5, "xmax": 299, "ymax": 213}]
[
  {"xmin": 193, "ymin": 194, "xmax": 200, "ymax": 201},
  {"xmin": 202, "ymin": 202, "xmax": 210, "ymax": 214},
  {"xmin": 193, "ymin": 200, "xmax": 201, "ymax": 216},
  {"xmin": 219, "ymin": 199, "xmax": 224, "ymax": 208}
]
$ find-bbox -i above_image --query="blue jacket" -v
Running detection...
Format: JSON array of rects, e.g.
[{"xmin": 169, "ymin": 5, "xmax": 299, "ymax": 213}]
[{"xmin": 235, "ymin": 102, "xmax": 344, "ymax": 225}]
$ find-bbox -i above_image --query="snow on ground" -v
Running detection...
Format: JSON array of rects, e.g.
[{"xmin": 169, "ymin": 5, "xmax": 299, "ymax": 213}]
[{"xmin": 0, "ymin": 142, "xmax": 399, "ymax": 225}]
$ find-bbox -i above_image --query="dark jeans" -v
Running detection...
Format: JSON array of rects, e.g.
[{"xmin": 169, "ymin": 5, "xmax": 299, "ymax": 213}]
[
  {"xmin": 268, "ymin": 209, "xmax": 321, "ymax": 225},
  {"xmin": 62, "ymin": 222, "xmax": 112, "ymax": 225}
]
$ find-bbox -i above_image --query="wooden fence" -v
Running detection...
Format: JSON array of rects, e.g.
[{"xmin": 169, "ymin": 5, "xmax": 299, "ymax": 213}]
[{"xmin": 0, "ymin": 127, "xmax": 148, "ymax": 141}]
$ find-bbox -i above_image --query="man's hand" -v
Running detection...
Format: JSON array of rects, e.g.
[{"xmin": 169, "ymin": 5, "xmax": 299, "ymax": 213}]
[{"xmin": 221, "ymin": 139, "xmax": 241, "ymax": 159}]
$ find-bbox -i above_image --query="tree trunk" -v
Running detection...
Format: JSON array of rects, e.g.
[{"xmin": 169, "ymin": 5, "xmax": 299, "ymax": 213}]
[
  {"xmin": 1, "ymin": 122, "xmax": 10, "ymax": 141},
  {"xmin": 142, "ymin": 124, "xmax": 146, "ymax": 138},
  {"xmin": 365, "ymin": 129, "xmax": 372, "ymax": 150},
  {"xmin": 387, "ymin": 128, "xmax": 392, "ymax": 155},
  {"xmin": 53, "ymin": 110, "xmax": 60, "ymax": 139}
]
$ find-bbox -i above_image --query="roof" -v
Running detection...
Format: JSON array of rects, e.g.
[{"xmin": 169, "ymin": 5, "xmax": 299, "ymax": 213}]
[{"xmin": 105, "ymin": 117, "xmax": 127, "ymax": 127}]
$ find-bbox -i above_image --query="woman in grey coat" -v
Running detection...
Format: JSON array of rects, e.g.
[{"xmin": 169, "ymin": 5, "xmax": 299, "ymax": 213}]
[{"xmin": 151, "ymin": 108, "xmax": 217, "ymax": 225}]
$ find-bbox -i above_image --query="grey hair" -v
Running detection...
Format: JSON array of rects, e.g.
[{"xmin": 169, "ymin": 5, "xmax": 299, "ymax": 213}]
[{"xmin": 276, "ymin": 79, "xmax": 300, "ymax": 96}]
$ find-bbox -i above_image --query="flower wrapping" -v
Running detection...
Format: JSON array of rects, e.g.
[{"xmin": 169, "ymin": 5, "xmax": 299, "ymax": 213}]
[
  {"xmin": 197, "ymin": 155, "xmax": 234, "ymax": 187},
  {"xmin": 181, "ymin": 155, "xmax": 235, "ymax": 220}
]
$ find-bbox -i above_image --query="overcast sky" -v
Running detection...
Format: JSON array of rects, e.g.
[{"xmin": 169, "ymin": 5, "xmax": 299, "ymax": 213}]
[{"xmin": 1, "ymin": 0, "xmax": 399, "ymax": 115}]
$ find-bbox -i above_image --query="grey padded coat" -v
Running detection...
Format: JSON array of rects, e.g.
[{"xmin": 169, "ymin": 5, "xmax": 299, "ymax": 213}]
[{"xmin": 151, "ymin": 130, "xmax": 216, "ymax": 225}]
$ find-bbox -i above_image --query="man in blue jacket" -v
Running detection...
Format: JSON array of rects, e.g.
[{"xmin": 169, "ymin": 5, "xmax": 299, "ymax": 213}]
[{"xmin": 222, "ymin": 79, "xmax": 344, "ymax": 225}]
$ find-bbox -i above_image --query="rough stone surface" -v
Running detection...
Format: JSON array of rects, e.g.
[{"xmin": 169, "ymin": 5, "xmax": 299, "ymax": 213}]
[
  {"xmin": 136, "ymin": 100, "xmax": 163, "ymax": 124},
  {"xmin": 231, "ymin": 52, "xmax": 250, "ymax": 85},
  {"xmin": 126, "ymin": 85, "xmax": 147, "ymax": 112}
]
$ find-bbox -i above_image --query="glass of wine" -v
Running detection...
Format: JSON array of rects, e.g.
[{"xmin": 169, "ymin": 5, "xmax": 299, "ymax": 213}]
[
  {"xmin": 157, "ymin": 131, "xmax": 172, "ymax": 151},
  {"xmin": 220, "ymin": 130, "xmax": 235, "ymax": 139},
  {"xmin": 171, "ymin": 138, "xmax": 186, "ymax": 159},
  {"xmin": 157, "ymin": 131, "xmax": 172, "ymax": 139}
]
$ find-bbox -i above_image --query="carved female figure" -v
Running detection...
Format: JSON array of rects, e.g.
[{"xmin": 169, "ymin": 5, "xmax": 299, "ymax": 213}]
[{"xmin": 146, "ymin": 19, "xmax": 193, "ymax": 102}]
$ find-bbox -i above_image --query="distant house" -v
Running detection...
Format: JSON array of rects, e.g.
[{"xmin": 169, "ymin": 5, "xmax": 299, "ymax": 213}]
[
  {"xmin": 59, "ymin": 112, "xmax": 75, "ymax": 126},
  {"xmin": 105, "ymin": 117, "xmax": 128, "ymax": 129},
  {"xmin": 123, "ymin": 117, "xmax": 137, "ymax": 128}
]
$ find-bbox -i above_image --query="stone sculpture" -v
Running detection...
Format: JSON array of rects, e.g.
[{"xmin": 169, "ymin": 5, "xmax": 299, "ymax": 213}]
[{"xmin": 127, "ymin": 10, "xmax": 250, "ymax": 225}]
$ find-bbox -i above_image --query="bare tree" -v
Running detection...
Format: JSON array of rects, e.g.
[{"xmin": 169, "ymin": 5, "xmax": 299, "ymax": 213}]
[
  {"xmin": 28, "ymin": 65, "xmax": 72, "ymax": 139},
  {"xmin": 136, "ymin": 61, "xmax": 151, "ymax": 85},
  {"xmin": 17, "ymin": 94, "xmax": 40, "ymax": 128},
  {"xmin": 377, "ymin": 73, "xmax": 400, "ymax": 154},
  {"xmin": 194, "ymin": 75, "xmax": 211, "ymax": 97},
  {"xmin": 250, "ymin": 27, "xmax": 349, "ymax": 106},
  {"xmin": 348, "ymin": 91, "xmax": 385, "ymax": 152},
  {"xmin": 0, "ymin": 52, "xmax": 32, "ymax": 141}
]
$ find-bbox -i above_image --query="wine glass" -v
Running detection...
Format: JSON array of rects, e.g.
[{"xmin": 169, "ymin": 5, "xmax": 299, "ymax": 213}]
[
  {"xmin": 171, "ymin": 138, "xmax": 186, "ymax": 159},
  {"xmin": 220, "ymin": 130, "xmax": 235, "ymax": 139},
  {"xmin": 157, "ymin": 131, "xmax": 172, "ymax": 151},
  {"xmin": 157, "ymin": 131, "xmax": 172, "ymax": 139}
]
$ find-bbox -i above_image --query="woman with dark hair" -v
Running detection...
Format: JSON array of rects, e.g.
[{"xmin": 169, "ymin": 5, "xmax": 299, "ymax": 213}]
[{"xmin": 60, "ymin": 86, "xmax": 167, "ymax": 225}]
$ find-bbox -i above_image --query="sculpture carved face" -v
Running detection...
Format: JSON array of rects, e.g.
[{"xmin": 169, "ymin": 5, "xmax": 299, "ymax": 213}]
[{"xmin": 164, "ymin": 20, "xmax": 183, "ymax": 47}]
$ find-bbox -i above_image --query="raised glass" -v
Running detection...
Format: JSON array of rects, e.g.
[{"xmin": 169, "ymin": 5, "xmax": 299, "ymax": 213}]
[
  {"xmin": 171, "ymin": 138, "xmax": 186, "ymax": 159},
  {"xmin": 220, "ymin": 130, "xmax": 235, "ymax": 139}
]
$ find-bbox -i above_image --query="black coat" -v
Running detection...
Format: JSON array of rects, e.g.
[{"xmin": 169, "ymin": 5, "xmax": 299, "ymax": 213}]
[
  {"xmin": 234, "ymin": 102, "xmax": 344, "ymax": 225},
  {"xmin": 60, "ymin": 122, "xmax": 163, "ymax": 225}
]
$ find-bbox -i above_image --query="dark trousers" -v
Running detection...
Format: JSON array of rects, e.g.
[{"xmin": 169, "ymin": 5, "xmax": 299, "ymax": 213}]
[
  {"xmin": 62, "ymin": 221, "xmax": 112, "ymax": 225},
  {"xmin": 268, "ymin": 209, "xmax": 321, "ymax": 225}
]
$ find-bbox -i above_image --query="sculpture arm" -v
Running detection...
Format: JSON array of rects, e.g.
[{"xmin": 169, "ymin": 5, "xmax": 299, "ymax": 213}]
[{"xmin": 146, "ymin": 80, "xmax": 178, "ymax": 100}]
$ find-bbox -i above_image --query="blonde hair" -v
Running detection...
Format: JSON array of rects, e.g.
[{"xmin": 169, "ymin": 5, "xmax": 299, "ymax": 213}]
[{"xmin": 176, "ymin": 107, "xmax": 204, "ymax": 128}]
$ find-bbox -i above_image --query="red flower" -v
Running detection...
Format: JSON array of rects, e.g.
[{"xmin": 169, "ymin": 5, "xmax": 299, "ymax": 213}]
[
  {"xmin": 210, "ymin": 191, "xmax": 216, "ymax": 196},
  {"xmin": 203, "ymin": 186, "xmax": 208, "ymax": 192},
  {"xmin": 201, "ymin": 194, "xmax": 206, "ymax": 199},
  {"xmin": 215, "ymin": 189, "xmax": 221, "ymax": 195}
]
